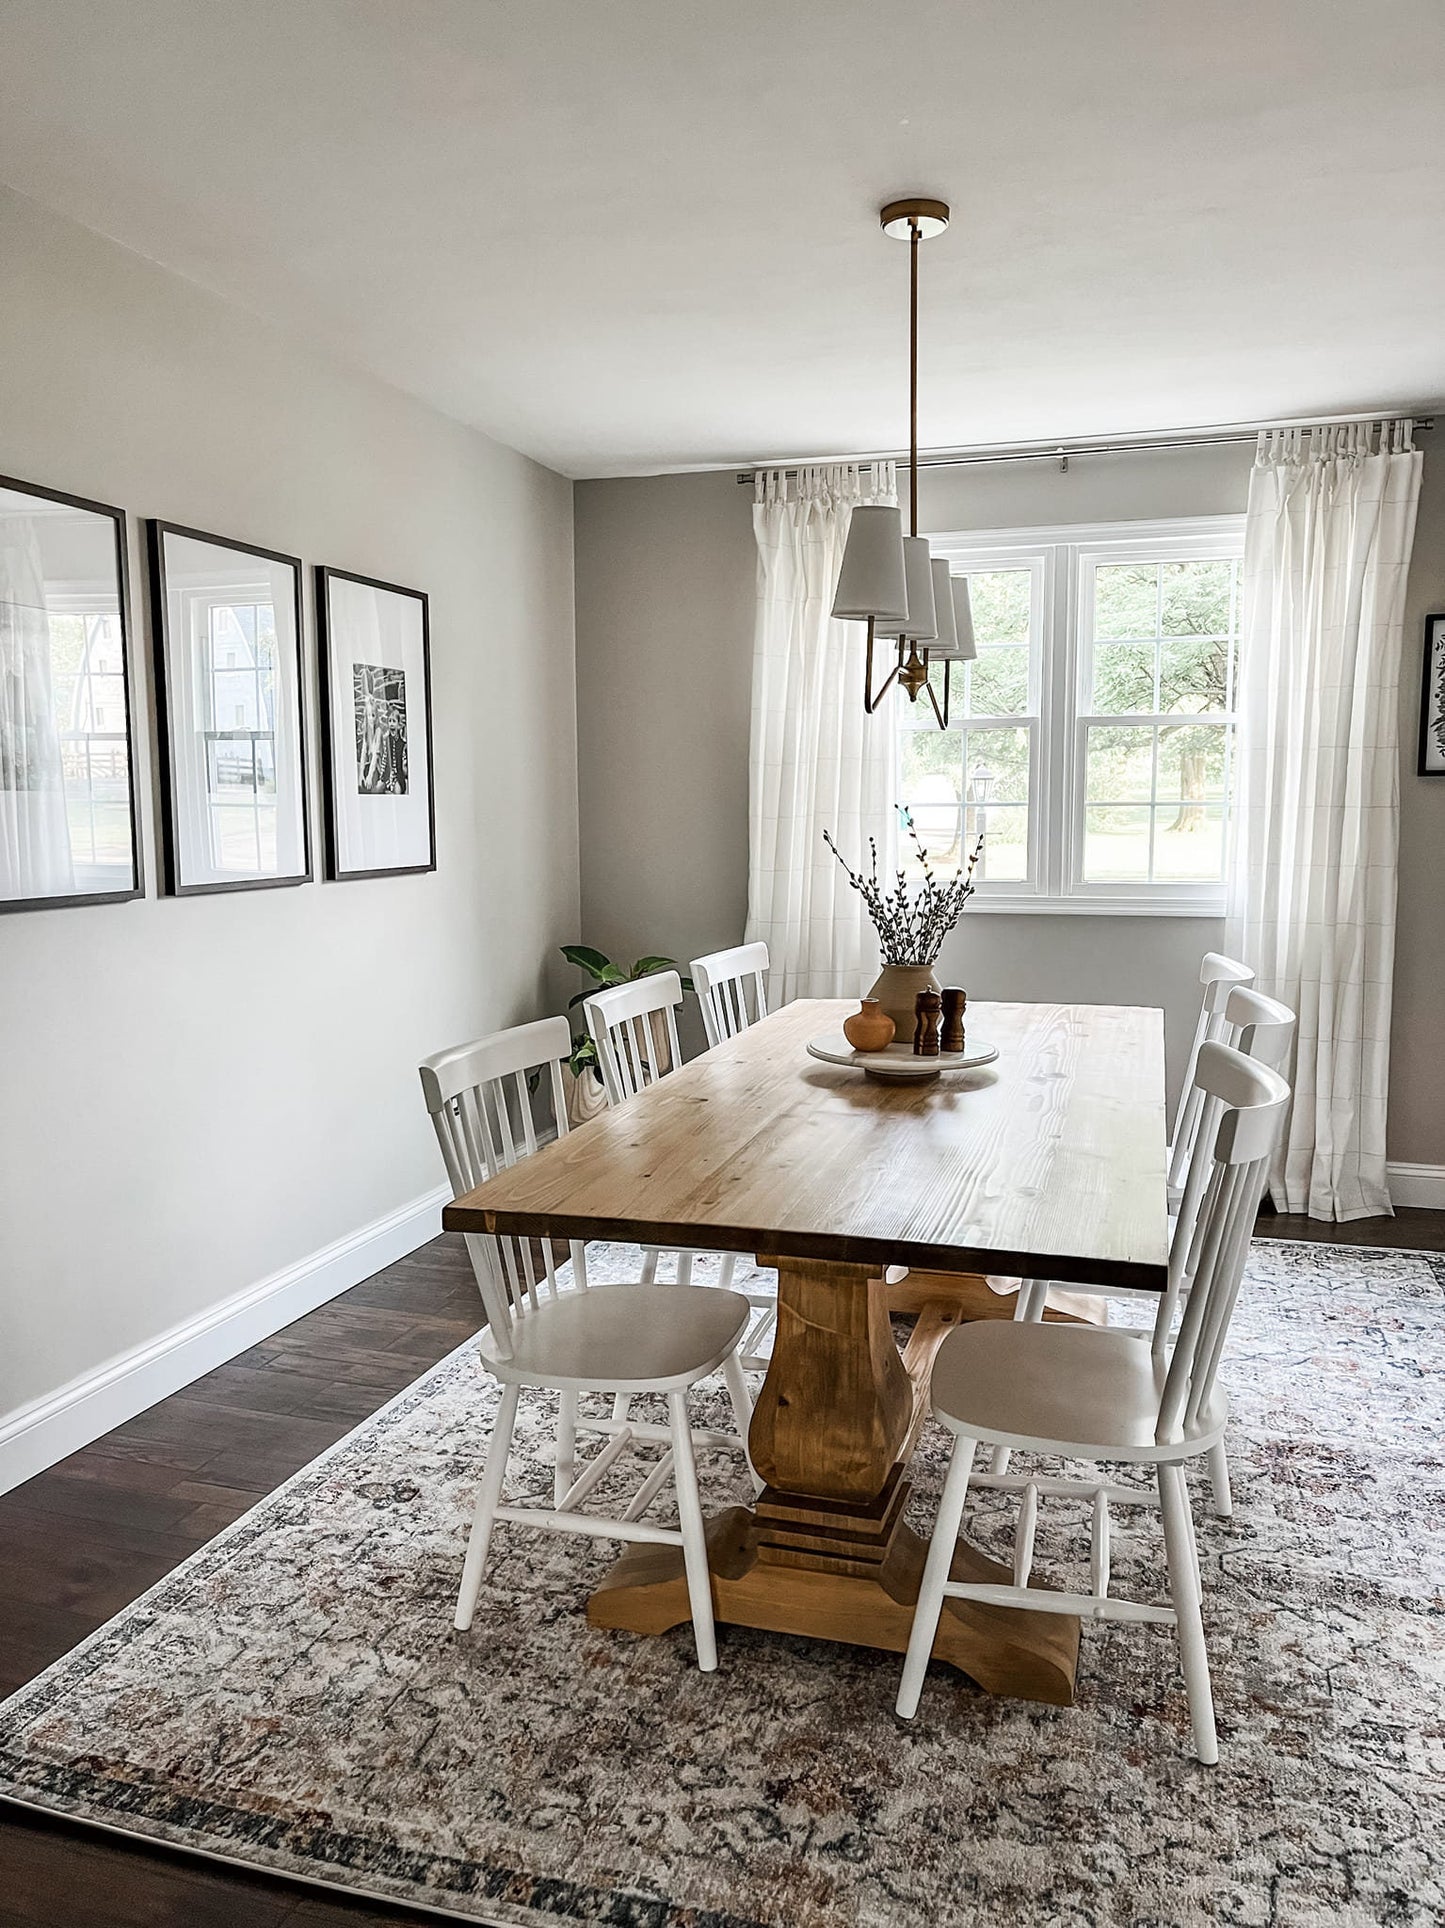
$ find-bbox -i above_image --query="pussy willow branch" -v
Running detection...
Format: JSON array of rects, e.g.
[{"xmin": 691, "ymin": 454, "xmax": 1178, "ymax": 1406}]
[{"xmin": 823, "ymin": 811, "xmax": 984, "ymax": 966}]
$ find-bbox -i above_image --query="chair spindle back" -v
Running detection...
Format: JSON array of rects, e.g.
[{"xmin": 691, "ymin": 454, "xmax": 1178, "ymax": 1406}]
[
  {"xmin": 419, "ymin": 1015, "xmax": 583, "ymax": 1360},
  {"xmin": 1154, "ymin": 1041, "xmax": 1289, "ymax": 1442},
  {"xmin": 691, "ymin": 942, "xmax": 770, "ymax": 1049},
  {"xmin": 1168, "ymin": 952, "xmax": 1256, "ymax": 1190},
  {"xmin": 583, "ymin": 970, "xmax": 684, "ymax": 1107}
]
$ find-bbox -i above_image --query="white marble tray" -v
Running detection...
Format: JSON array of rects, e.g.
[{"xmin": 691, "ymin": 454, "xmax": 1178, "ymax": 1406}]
[{"xmin": 806, "ymin": 1031, "xmax": 999, "ymax": 1084}]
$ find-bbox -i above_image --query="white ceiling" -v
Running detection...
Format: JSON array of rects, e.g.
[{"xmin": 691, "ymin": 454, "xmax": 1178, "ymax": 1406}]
[{"xmin": 2, "ymin": 0, "xmax": 1443, "ymax": 478}]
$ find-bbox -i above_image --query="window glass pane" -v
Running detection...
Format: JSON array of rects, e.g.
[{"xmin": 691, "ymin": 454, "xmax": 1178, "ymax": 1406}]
[
  {"xmin": 967, "ymin": 643, "xmax": 1028, "ymax": 717},
  {"xmin": 972, "ymin": 803, "xmax": 1027, "ymax": 881},
  {"xmin": 1158, "ymin": 636, "xmax": 1229, "ymax": 714},
  {"xmin": 1090, "ymin": 640, "xmax": 1156, "ymax": 714},
  {"xmin": 1083, "ymin": 804, "xmax": 1153, "ymax": 881},
  {"xmin": 1156, "ymin": 723, "xmax": 1227, "ymax": 806},
  {"xmin": 1084, "ymin": 724, "xmax": 1154, "ymax": 801},
  {"xmin": 1094, "ymin": 563, "xmax": 1158, "ymax": 639},
  {"xmin": 1160, "ymin": 559, "xmax": 1232, "ymax": 637},
  {"xmin": 1152, "ymin": 804, "xmax": 1224, "ymax": 882},
  {"xmin": 899, "ymin": 727, "xmax": 964, "ymax": 869},
  {"xmin": 966, "ymin": 569, "xmax": 1030, "ymax": 646}
]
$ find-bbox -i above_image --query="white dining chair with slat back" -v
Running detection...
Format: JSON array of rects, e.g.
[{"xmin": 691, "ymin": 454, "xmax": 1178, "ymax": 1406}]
[
  {"xmin": 419, "ymin": 1015, "xmax": 758, "ymax": 1671},
  {"xmin": 898, "ymin": 1041, "xmax": 1291, "ymax": 1762},
  {"xmin": 692, "ymin": 942, "xmax": 770, "ymax": 1049},
  {"xmin": 1168, "ymin": 952, "xmax": 1255, "ymax": 1200},
  {"xmin": 583, "ymin": 970, "xmax": 771, "ymax": 1339},
  {"xmin": 689, "ymin": 942, "xmax": 778, "ymax": 1367},
  {"xmin": 1006, "ymin": 984, "xmax": 1295, "ymax": 1520}
]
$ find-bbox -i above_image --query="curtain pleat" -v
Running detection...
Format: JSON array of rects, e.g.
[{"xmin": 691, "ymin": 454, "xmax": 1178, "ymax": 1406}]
[
  {"xmin": 745, "ymin": 463, "xmax": 898, "ymax": 1005},
  {"xmin": 1227, "ymin": 421, "xmax": 1422, "ymax": 1219}
]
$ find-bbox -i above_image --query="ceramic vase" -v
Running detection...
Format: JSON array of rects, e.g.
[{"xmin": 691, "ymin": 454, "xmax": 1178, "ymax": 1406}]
[
  {"xmin": 867, "ymin": 962, "xmax": 942, "ymax": 1040},
  {"xmin": 842, "ymin": 998, "xmax": 896, "ymax": 1053},
  {"xmin": 564, "ymin": 1066, "xmax": 610, "ymax": 1130}
]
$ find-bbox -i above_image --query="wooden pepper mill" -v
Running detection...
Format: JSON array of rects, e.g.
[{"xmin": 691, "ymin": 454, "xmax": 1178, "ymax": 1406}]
[
  {"xmin": 940, "ymin": 987, "xmax": 967, "ymax": 1054},
  {"xmin": 912, "ymin": 988, "xmax": 942, "ymax": 1057}
]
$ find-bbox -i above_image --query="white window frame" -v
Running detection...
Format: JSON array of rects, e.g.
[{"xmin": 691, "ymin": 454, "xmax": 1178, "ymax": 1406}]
[{"xmin": 918, "ymin": 515, "xmax": 1245, "ymax": 916}]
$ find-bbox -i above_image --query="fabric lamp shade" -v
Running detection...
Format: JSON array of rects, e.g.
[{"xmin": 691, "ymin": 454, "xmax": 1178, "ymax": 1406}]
[
  {"xmin": 881, "ymin": 535, "xmax": 938, "ymax": 642},
  {"xmin": 830, "ymin": 504, "xmax": 909, "ymax": 624},
  {"xmin": 925, "ymin": 557, "xmax": 961, "ymax": 656},
  {"xmin": 952, "ymin": 576, "xmax": 977, "ymax": 661}
]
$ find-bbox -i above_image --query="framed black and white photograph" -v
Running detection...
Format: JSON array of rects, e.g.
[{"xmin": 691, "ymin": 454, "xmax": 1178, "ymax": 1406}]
[
  {"xmin": 1, "ymin": 472, "xmax": 143, "ymax": 913},
  {"xmin": 147, "ymin": 521, "xmax": 310, "ymax": 895},
  {"xmin": 316, "ymin": 567, "xmax": 434, "ymax": 880},
  {"xmin": 1420, "ymin": 611, "xmax": 1445, "ymax": 776}
]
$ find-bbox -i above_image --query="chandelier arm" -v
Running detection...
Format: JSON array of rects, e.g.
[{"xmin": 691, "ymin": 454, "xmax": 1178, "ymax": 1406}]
[
  {"xmin": 863, "ymin": 620, "xmax": 904, "ymax": 714},
  {"xmin": 922, "ymin": 656, "xmax": 951, "ymax": 731}
]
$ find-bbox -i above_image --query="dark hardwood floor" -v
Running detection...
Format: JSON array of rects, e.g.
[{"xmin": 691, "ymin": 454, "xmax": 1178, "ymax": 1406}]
[{"xmin": 2, "ymin": 1210, "xmax": 1442, "ymax": 1926}]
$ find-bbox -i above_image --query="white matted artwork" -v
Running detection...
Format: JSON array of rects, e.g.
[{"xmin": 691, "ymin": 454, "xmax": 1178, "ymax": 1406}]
[
  {"xmin": 1420, "ymin": 611, "xmax": 1445, "ymax": 777},
  {"xmin": 317, "ymin": 568, "xmax": 434, "ymax": 879}
]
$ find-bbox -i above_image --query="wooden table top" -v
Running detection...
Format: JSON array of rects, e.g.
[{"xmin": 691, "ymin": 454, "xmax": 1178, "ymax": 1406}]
[{"xmin": 443, "ymin": 998, "xmax": 1170, "ymax": 1292}]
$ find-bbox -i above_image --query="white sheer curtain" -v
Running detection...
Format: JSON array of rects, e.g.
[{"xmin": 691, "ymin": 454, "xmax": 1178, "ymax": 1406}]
[
  {"xmin": 1227, "ymin": 421, "xmax": 1422, "ymax": 1219},
  {"xmin": 746, "ymin": 463, "xmax": 898, "ymax": 1003},
  {"xmin": 0, "ymin": 508, "xmax": 73, "ymax": 900}
]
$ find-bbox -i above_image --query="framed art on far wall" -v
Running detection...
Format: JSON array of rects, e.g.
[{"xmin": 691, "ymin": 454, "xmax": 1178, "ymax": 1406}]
[
  {"xmin": 1, "ymin": 472, "xmax": 143, "ymax": 913},
  {"xmin": 1420, "ymin": 611, "xmax": 1445, "ymax": 776},
  {"xmin": 147, "ymin": 521, "xmax": 310, "ymax": 895},
  {"xmin": 316, "ymin": 567, "xmax": 434, "ymax": 880}
]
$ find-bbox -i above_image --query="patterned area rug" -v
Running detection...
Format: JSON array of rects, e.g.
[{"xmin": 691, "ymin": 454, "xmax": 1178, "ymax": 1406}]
[{"xmin": 1, "ymin": 1241, "xmax": 1442, "ymax": 1928}]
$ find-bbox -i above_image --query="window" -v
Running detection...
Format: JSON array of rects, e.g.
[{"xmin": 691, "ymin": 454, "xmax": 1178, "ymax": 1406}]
[{"xmin": 894, "ymin": 517, "xmax": 1244, "ymax": 913}]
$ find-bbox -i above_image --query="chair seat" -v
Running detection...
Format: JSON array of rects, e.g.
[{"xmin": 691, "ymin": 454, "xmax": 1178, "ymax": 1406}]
[
  {"xmin": 930, "ymin": 1320, "xmax": 1226, "ymax": 1460},
  {"xmin": 479, "ymin": 1283, "xmax": 750, "ymax": 1392}
]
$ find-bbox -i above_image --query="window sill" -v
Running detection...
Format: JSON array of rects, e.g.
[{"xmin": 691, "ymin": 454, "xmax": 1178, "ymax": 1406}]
[{"xmin": 962, "ymin": 893, "xmax": 1226, "ymax": 919}]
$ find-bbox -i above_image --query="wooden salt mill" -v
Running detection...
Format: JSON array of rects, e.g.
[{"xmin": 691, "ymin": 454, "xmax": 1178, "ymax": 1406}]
[
  {"xmin": 940, "ymin": 987, "xmax": 967, "ymax": 1054},
  {"xmin": 912, "ymin": 988, "xmax": 942, "ymax": 1057}
]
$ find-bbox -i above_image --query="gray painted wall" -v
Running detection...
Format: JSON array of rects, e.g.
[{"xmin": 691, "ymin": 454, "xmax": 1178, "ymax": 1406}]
[
  {"xmin": 575, "ymin": 441, "xmax": 1444, "ymax": 1159},
  {"xmin": 0, "ymin": 189, "xmax": 580, "ymax": 1421}
]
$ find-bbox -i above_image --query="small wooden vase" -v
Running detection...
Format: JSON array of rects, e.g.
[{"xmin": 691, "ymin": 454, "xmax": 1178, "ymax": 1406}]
[{"xmin": 842, "ymin": 998, "xmax": 896, "ymax": 1053}]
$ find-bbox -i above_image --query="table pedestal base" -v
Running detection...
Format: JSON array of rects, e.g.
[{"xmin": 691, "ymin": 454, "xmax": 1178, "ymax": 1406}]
[{"xmin": 587, "ymin": 1498, "xmax": 1080, "ymax": 1705}]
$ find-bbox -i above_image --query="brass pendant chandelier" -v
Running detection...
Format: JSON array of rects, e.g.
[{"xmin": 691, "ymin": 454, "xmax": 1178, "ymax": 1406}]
[{"xmin": 831, "ymin": 197, "xmax": 974, "ymax": 727}]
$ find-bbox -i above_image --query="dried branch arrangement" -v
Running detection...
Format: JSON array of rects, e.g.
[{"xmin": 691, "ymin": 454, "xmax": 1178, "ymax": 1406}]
[{"xmin": 823, "ymin": 812, "xmax": 985, "ymax": 965}]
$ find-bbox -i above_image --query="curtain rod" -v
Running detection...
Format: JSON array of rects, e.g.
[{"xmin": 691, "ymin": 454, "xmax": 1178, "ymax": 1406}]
[{"xmin": 734, "ymin": 414, "xmax": 1436, "ymax": 483}]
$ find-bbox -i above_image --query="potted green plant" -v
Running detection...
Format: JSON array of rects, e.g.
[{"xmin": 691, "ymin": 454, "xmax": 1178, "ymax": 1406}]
[{"xmin": 559, "ymin": 946, "xmax": 694, "ymax": 1126}]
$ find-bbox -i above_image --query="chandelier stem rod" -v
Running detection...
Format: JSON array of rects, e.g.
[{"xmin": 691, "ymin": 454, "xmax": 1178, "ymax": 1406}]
[{"xmin": 909, "ymin": 219, "xmax": 920, "ymax": 539}]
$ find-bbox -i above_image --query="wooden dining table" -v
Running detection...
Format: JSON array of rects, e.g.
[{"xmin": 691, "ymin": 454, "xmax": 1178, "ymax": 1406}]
[{"xmin": 443, "ymin": 996, "xmax": 1169, "ymax": 1705}]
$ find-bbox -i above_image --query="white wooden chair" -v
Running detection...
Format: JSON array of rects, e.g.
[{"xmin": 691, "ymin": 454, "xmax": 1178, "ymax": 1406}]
[
  {"xmin": 1168, "ymin": 951, "xmax": 1255, "ymax": 1200},
  {"xmin": 584, "ymin": 971, "xmax": 774, "ymax": 1371},
  {"xmin": 1006, "ymin": 985, "xmax": 1296, "ymax": 1519},
  {"xmin": 691, "ymin": 941, "xmax": 769, "ymax": 1049},
  {"xmin": 898, "ymin": 1042, "xmax": 1290, "ymax": 1762},
  {"xmin": 419, "ymin": 1015, "xmax": 757, "ymax": 1671}
]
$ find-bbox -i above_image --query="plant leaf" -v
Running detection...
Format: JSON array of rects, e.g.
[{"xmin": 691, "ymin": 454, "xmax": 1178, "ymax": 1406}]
[
  {"xmin": 630, "ymin": 955, "xmax": 677, "ymax": 977},
  {"xmin": 560, "ymin": 944, "xmax": 614, "ymax": 978}
]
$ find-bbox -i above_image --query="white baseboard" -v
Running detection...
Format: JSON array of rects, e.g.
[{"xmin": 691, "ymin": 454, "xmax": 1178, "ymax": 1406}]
[
  {"xmin": 1387, "ymin": 1162, "xmax": 1445, "ymax": 1210},
  {"xmin": 0, "ymin": 1183, "xmax": 453, "ymax": 1497}
]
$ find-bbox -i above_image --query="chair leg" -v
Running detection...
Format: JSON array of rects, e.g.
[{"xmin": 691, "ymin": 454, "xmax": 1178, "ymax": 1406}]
[
  {"xmin": 897, "ymin": 1434, "xmax": 977, "ymax": 1718},
  {"xmin": 676, "ymin": 1252, "xmax": 694, "ymax": 1285},
  {"xmin": 668, "ymin": 1389, "xmax": 718, "ymax": 1672},
  {"xmin": 1158, "ymin": 1460, "xmax": 1218, "ymax": 1764},
  {"xmin": 1206, "ymin": 1439, "xmax": 1233, "ymax": 1519},
  {"xmin": 1017, "ymin": 1280, "xmax": 1048, "ymax": 1323},
  {"xmin": 640, "ymin": 1248, "xmax": 659, "ymax": 1285},
  {"xmin": 990, "ymin": 1445, "xmax": 1013, "ymax": 1476},
  {"xmin": 721, "ymin": 1350, "xmax": 762, "ymax": 1495},
  {"xmin": 455, "ymin": 1382, "xmax": 521, "ymax": 1632},
  {"xmin": 717, "ymin": 1252, "xmax": 737, "ymax": 1290},
  {"xmin": 554, "ymin": 1390, "xmax": 577, "ymax": 1507}
]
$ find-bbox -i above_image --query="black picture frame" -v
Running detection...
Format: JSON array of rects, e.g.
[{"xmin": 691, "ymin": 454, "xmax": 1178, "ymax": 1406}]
[
  {"xmin": 0, "ymin": 471, "xmax": 144, "ymax": 914},
  {"xmin": 315, "ymin": 566, "xmax": 435, "ymax": 881},
  {"xmin": 147, "ymin": 520, "xmax": 312, "ymax": 896},
  {"xmin": 1419, "ymin": 611, "xmax": 1445, "ymax": 777}
]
